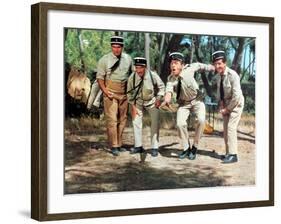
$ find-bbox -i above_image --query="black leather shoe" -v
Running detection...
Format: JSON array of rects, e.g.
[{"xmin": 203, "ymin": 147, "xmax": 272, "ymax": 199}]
[
  {"xmin": 111, "ymin": 147, "xmax": 120, "ymax": 156},
  {"xmin": 118, "ymin": 147, "xmax": 127, "ymax": 152},
  {"xmin": 130, "ymin": 146, "xmax": 144, "ymax": 154},
  {"xmin": 222, "ymin": 154, "xmax": 238, "ymax": 164},
  {"xmin": 151, "ymin": 148, "xmax": 158, "ymax": 157},
  {"xmin": 188, "ymin": 146, "xmax": 197, "ymax": 160},
  {"xmin": 179, "ymin": 149, "xmax": 190, "ymax": 159}
]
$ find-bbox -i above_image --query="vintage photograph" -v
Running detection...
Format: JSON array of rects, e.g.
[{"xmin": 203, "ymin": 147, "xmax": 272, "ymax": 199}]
[
  {"xmin": 31, "ymin": 2, "xmax": 274, "ymax": 220},
  {"xmin": 64, "ymin": 29, "xmax": 256, "ymax": 194}
]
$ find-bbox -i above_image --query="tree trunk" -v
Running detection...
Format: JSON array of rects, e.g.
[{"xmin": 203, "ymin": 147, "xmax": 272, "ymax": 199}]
[
  {"xmin": 145, "ymin": 33, "xmax": 150, "ymax": 69},
  {"xmin": 100, "ymin": 31, "xmax": 104, "ymax": 46},
  {"xmin": 194, "ymin": 35, "xmax": 212, "ymax": 97},
  {"xmin": 160, "ymin": 34, "xmax": 183, "ymax": 82},
  {"xmin": 231, "ymin": 37, "xmax": 245, "ymax": 76},
  {"xmin": 240, "ymin": 46, "xmax": 247, "ymax": 82},
  {"xmin": 77, "ymin": 30, "xmax": 86, "ymax": 73},
  {"xmin": 189, "ymin": 36, "xmax": 195, "ymax": 64},
  {"xmin": 157, "ymin": 34, "xmax": 166, "ymax": 74},
  {"xmin": 64, "ymin": 28, "xmax": 68, "ymax": 43}
]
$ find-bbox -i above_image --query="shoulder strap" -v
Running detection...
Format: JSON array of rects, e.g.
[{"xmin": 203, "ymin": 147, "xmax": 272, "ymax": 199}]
[
  {"xmin": 132, "ymin": 75, "xmax": 143, "ymax": 104},
  {"xmin": 149, "ymin": 71, "xmax": 159, "ymax": 97},
  {"xmin": 133, "ymin": 72, "xmax": 135, "ymax": 89},
  {"xmin": 149, "ymin": 71, "xmax": 155, "ymax": 86},
  {"xmin": 110, "ymin": 56, "xmax": 121, "ymax": 74}
]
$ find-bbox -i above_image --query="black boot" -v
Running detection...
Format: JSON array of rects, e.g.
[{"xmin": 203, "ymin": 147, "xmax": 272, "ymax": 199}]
[
  {"xmin": 118, "ymin": 146, "xmax": 127, "ymax": 152},
  {"xmin": 151, "ymin": 148, "xmax": 158, "ymax": 157},
  {"xmin": 130, "ymin": 146, "xmax": 144, "ymax": 154},
  {"xmin": 179, "ymin": 148, "xmax": 190, "ymax": 159},
  {"xmin": 188, "ymin": 146, "xmax": 197, "ymax": 160},
  {"xmin": 222, "ymin": 154, "xmax": 238, "ymax": 164},
  {"xmin": 111, "ymin": 147, "xmax": 120, "ymax": 156}
]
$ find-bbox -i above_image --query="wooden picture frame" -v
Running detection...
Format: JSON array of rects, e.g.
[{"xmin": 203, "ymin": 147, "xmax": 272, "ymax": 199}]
[{"xmin": 31, "ymin": 2, "xmax": 274, "ymax": 221}]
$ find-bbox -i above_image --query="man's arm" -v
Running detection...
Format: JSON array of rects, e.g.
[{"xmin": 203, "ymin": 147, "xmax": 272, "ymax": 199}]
[
  {"xmin": 96, "ymin": 56, "xmax": 113, "ymax": 99},
  {"xmin": 154, "ymin": 73, "xmax": 165, "ymax": 98},
  {"xmin": 152, "ymin": 72, "xmax": 165, "ymax": 108},
  {"xmin": 225, "ymin": 73, "xmax": 243, "ymax": 111},
  {"xmin": 191, "ymin": 62, "xmax": 215, "ymax": 73},
  {"xmin": 126, "ymin": 75, "xmax": 135, "ymax": 105},
  {"xmin": 126, "ymin": 75, "xmax": 139, "ymax": 119},
  {"xmin": 163, "ymin": 81, "xmax": 174, "ymax": 104},
  {"xmin": 97, "ymin": 79, "xmax": 113, "ymax": 99}
]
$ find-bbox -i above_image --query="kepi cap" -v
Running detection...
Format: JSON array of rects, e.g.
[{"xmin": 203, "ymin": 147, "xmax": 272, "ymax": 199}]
[
  {"xmin": 169, "ymin": 52, "xmax": 184, "ymax": 62},
  {"xmin": 110, "ymin": 36, "xmax": 124, "ymax": 46},
  {"xmin": 134, "ymin": 57, "xmax": 147, "ymax": 66},
  {"xmin": 212, "ymin": 50, "xmax": 226, "ymax": 62}
]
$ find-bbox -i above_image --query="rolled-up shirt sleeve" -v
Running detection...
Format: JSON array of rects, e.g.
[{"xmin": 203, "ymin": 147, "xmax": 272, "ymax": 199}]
[
  {"xmin": 154, "ymin": 73, "xmax": 165, "ymax": 98},
  {"xmin": 96, "ymin": 57, "xmax": 106, "ymax": 80},
  {"xmin": 165, "ymin": 81, "xmax": 174, "ymax": 95},
  {"xmin": 165, "ymin": 75, "xmax": 176, "ymax": 95},
  {"xmin": 126, "ymin": 74, "xmax": 135, "ymax": 105},
  {"xmin": 190, "ymin": 62, "xmax": 214, "ymax": 73}
]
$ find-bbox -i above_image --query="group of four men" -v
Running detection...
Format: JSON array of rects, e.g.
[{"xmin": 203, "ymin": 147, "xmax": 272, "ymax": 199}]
[{"xmin": 95, "ymin": 36, "xmax": 244, "ymax": 164}]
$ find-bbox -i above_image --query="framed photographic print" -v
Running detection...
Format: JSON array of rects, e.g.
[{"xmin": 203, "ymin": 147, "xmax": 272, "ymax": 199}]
[{"xmin": 31, "ymin": 2, "xmax": 274, "ymax": 221}]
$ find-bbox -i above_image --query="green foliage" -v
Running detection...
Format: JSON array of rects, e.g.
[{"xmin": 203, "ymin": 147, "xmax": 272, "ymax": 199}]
[
  {"xmin": 241, "ymin": 82, "xmax": 255, "ymax": 114},
  {"xmin": 65, "ymin": 29, "xmax": 113, "ymax": 80},
  {"xmin": 244, "ymin": 96, "xmax": 255, "ymax": 114}
]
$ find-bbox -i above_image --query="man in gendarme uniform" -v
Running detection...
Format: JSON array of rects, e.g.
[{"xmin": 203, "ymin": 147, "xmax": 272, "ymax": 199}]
[
  {"xmin": 163, "ymin": 52, "xmax": 215, "ymax": 160},
  {"xmin": 127, "ymin": 57, "xmax": 165, "ymax": 157},
  {"xmin": 212, "ymin": 51, "xmax": 244, "ymax": 164},
  {"xmin": 96, "ymin": 36, "xmax": 133, "ymax": 156}
]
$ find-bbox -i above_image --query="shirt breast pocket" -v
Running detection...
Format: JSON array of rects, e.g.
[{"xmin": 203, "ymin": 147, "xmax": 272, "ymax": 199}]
[
  {"xmin": 120, "ymin": 62, "xmax": 129, "ymax": 72},
  {"xmin": 142, "ymin": 80, "xmax": 153, "ymax": 100},
  {"xmin": 224, "ymin": 83, "xmax": 232, "ymax": 96}
]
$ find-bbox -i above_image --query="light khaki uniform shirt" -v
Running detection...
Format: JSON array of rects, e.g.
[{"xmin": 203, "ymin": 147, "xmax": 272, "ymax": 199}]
[
  {"xmin": 216, "ymin": 66, "xmax": 244, "ymax": 111},
  {"xmin": 96, "ymin": 52, "xmax": 133, "ymax": 82},
  {"xmin": 127, "ymin": 70, "xmax": 165, "ymax": 107},
  {"xmin": 166, "ymin": 63, "xmax": 214, "ymax": 102}
]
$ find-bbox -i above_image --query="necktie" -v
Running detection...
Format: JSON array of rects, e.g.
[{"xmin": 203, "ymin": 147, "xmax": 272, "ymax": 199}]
[
  {"xmin": 110, "ymin": 55, "xmax": 121, "ymax": 73},
  {"xmin": 220, "ymin": 76, "xmax": 224, "ymax": 101},
  {"xmin": 176, "ymin": 77, "xmax": 181, "ymax": 100}
]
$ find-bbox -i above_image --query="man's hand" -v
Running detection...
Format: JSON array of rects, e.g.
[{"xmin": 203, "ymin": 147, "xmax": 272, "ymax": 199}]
[
  {"xmin": 154, "ymin": 99, "xmax": 161, "ymax": 108},
  {"xmin": 97, "ymin": 79, "xmax": 114, "ymax": 99},
  {"xmin": 209, "ymin": 64, "xmax": 215, "ymax": 72},
  {"xmin": 219, "ymin": 100, "xmax": 224, "ymax": 111},
  {"xmin": 131, "ymin": 104, "xmax": 139, "ymax": 120},
  {"xmin": 104, "ymin": 89, "xmax": 114, "ymax": 99},
  {"xmin": 163, "ymin": 92, "xmax": 172, "ymax": 105},
  {"xmin": 220, "ymin": 108, "xmax": 230, "ymax": 116}
]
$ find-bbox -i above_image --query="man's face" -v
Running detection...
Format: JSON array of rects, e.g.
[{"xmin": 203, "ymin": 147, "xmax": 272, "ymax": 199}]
[
  {"xmin": 111, "ymin": 44, "xmax": 123, "ymax": 57},
  {"xmin": 214, "ymin": 59, "xmax": 226, "ymax": 75},
  {"xmin": 135, "ymin": 65, "xmax": 146, "ymax": 78},
  {"xmin": 170, "ymin": 60, "xmax": 184, "ymax": 76}
]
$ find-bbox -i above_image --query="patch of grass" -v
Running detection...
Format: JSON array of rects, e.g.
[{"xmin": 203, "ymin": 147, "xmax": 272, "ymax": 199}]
[
  {"xmin": 65, "ymin": 116, "xmax": 106, "ymax": 131},
  {"xmin": 97, "ymin": 135, "xmax": 107, "ymax": 142},
  {"xmin": 210, "ymin": 112, "xmax": 255, "ymax": 136}
]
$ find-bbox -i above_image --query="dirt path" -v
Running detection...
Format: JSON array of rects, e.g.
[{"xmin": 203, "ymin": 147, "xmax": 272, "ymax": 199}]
[{"xmin": 64, "ymin": 124, "xmax": 255, "ymax": 194}]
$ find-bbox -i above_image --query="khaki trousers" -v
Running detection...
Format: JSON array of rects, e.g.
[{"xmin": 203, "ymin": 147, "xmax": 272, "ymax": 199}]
[
  {"xmin": 103, "ymin": 80, "xmax": 128, "ymax": 148},
  {"xmin": 176, "ymin": 100, "xmax": 205, "ymax": 149},
  {"xmin": 223, "ymin": 98, "xmax": 244, "ymax": 155},
  {"xmin": 132, "ymin": 106, "xmax": 160, "ymax": 149}
]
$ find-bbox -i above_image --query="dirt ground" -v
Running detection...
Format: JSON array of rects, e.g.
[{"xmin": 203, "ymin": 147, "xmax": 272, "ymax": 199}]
[{"xmin": 64, "ymin": 116, "xmax": 255, "ymax": 194}]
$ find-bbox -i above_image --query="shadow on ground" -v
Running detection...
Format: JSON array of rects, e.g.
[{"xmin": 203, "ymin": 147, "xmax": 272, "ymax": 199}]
[{"xmin": 65, "ymin": 160, "xmax": 226, "ymax": 194}]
